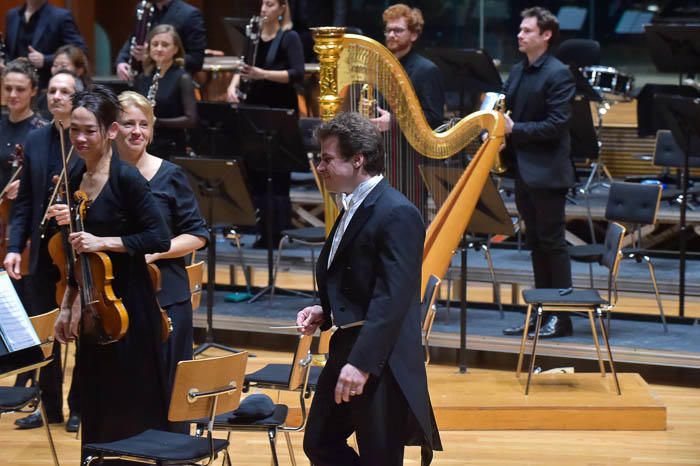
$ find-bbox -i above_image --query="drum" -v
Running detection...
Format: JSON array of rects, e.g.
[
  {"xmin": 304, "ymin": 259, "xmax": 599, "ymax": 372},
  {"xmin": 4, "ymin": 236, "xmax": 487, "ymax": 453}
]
[
  {"xmin": 195, "ymin": 56, "xmax": 242, "ymax": 102},
  {"xmin": 581, "ymin": 65, "xmax": 634, "ymax": 100}
]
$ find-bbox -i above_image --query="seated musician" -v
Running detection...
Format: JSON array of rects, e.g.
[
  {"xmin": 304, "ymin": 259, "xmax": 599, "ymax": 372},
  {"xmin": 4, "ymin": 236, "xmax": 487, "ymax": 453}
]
[
  {"xmin": 49, "ymin": 86, "xmax": 171, "ymax": 458},
  {"xmin": 226, "ymin": 0, "xmax": 304, "ymax": 248},
  {"xmin": 4, "ymin": 70, "xmax": 82, "ymax": 431},
  {"xmin": 36, "ymin": 44, "xmax": 92, "ymax": 119},
  {"xmin": 116, "ymin": 0, "xmax": 207, "ymax": 81},
  {"xmin": 372, "ymin": 3, "xmax": 445, "ymax": 131},
  {"xmin": 133, "ymin": 24, "xmax": 197, "ymax": 159},
  {"xmin": 115, "ymin": 90, "xmax": 207, "ymax": 431}
]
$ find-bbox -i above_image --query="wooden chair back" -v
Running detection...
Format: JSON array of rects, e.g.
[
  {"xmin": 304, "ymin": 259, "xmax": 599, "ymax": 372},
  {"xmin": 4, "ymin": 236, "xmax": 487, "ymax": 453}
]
[
  {"xmin": 288, "ymin": 334, "xmax": 313, "ymax": 391},
  {"xmin": 317, "ymin": 329, "xmax": 332, "ymax": 355},
  {"xmin": 186, "ymin": 260, "xmax": 205, "ymax": 311},
  {"xmin": 601, "ymin": 222, "xmax": 626, "ymax": 305},
  {"xmin": 421, "ymin": 275, "xmax": 441, "ymax": 364},
  {"xmin": 168, "ymin": 352, "xmax": 248, "ymax": 422},
  {"xmin": 29, "ymin": 309, "xmax": 60, "ymax": 359}
]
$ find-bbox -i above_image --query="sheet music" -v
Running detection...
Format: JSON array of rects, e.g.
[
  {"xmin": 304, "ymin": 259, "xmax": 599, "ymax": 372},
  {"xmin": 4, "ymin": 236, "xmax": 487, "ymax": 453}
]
[{"xmin": 0, "ymin": 271, "xmax": 39, "ymax": 352}]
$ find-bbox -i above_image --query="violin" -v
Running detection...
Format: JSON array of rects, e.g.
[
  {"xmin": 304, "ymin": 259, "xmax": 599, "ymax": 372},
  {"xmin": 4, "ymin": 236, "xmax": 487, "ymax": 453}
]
[
  {"xmin": 147, "ymin": 262, "xmax": 173, "ymax": 342},
  {"xmin": 73, "ymin": 190, "xmax": 129, "ymax": 344},
  {"xmin": 47, "ymin": 176, "xmax": 73, "ymax": 307},
  {"xmin": 0, "ymin": 145, "xmax": 31, "ymax": 274}
]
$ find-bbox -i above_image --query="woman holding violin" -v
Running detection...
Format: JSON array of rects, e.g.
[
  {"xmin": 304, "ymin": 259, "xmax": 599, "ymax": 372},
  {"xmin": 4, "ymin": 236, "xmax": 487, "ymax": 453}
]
[
  {"xmin": 49, "ymin": 86, "xmax": 171, "ymax": 455},
  {"xmin": 115, "ymin": 91, "xmax": 207, "ymax": 418}
]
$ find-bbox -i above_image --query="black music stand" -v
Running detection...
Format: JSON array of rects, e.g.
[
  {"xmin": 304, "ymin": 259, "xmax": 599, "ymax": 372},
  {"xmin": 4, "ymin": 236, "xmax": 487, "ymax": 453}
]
[
  {"xmin": 644, "ymin": 24, "xmax": 700, "ymax": 78},
  {"xmin": 421, "ymin": 168, "xmax": 513, "ymax": 372},
  {"xmin": 653, "ymin": 95, "xmax": 700, "ymax": 318},
  {"xmin": 173, "ymin": 157, "xmax": 256, "ymax": 355},
  {"xmin": 235, "ymin": 106, "xmax": 306, "ymax": 303},
  {"xmin": 196, "ymin": 101, "xmax": 238, "ymax": 158},
  {"xmin": 421, "ymin": 48, "xmax": 502, "ymax": 116}
]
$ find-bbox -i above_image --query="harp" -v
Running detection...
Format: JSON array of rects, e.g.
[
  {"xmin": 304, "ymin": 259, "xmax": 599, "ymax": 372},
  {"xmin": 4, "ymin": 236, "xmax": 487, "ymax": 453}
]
[{"xmin": 312, "ymin": 27, "xmax": 505, "ymax": 294}]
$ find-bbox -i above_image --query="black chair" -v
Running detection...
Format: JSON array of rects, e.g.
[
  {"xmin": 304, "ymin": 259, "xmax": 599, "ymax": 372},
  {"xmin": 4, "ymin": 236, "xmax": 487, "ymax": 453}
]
[
  {"xmin": 421, "ymin": 274, "xmax": 442, "ymax": 365},
  {"xmin": 83, "ymin": 352, "xmax": 249, "ymax": 466},
  {"xmin": 568, "ymin": 182, "xmax": 668, "ymax": 331},
  {"xmin": 555, "ymin": 39, "xmax": 600, "ymax": 68},
  {"xmin": 197, "ymin": 334, "xmax": 318, "ymax": 466},
  {"xmin": 517, "ymin": 222, "xmax": 626, "ymax": 396},
  {"xmin": 652, "ymin": 130, "xmax": 700, "ymax": 210},
  {"xmin": 0, "ymin": 309, "xmax": 60, "ymax": 466}
]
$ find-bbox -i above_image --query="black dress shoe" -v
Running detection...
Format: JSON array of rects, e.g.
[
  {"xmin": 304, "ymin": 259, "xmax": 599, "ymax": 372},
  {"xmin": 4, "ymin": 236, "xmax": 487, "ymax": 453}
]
[
  {"xmin": 503, "ymin": 314, "xmax": 539, "ymax": 336},
  {"xmin": 529, "ymin": 315, "xmax": 573, "ymax": 339},
  {"xmin": 66, "ymin": 413, "xmax": 80, "ymax": 432},
  {"xmin": 14, "ymin": 411, "xmax": 63, "ymax": 430}
]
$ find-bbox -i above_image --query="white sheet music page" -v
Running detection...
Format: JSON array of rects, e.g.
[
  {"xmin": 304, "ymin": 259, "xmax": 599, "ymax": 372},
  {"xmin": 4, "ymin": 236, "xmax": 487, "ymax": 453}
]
[{"xmin": 0, "ymin": 271, "xmax": 40, "ymax": 351}]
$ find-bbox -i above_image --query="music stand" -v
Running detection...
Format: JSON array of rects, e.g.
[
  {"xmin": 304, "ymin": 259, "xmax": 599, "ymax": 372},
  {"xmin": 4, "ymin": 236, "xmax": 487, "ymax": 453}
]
[
  {"xmin": 173, "ymin": 157, "xmax": 256, "ymax": 355},
  {"xmin": 653, "ymin": 94, "xmax": 700, "ymax": 318},
  {"xmin": 222, "ymin": 17, "xmax": 249, "ymax": 56},
  {"xmin": 235, "ymin": 105, "xmax": 307, "ymax": 303},
  {"xmin": 421, "ymin": 167, "xmax": 513, "ymax": 372},
  {"xmin": 644, "ymin": 24, "xmax": 700, "ymax": 77},
  {"xmin": 196, "ymin": 101, "xmax": 239, "ymax": 158},
  {"xmin": 421, "ymin": 48, "xmax": 502, "ymax": 116}
]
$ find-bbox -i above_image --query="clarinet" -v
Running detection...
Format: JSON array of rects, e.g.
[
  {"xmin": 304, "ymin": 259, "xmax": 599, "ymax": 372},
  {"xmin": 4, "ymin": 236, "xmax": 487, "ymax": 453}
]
[
  {"xmin": 147, "ymin": 67, "xmax": 161, "ymax": 108},
  {"xmin": 128, "ymin": 1, "xmax": 155, "ymax": 81},
  {"xmin": 0, "ymin": 32, "xmax": 6, "ymax": 63},
  {"xmin": 236, "ymin": 15, "xmax": 263, "ymax": 102}
]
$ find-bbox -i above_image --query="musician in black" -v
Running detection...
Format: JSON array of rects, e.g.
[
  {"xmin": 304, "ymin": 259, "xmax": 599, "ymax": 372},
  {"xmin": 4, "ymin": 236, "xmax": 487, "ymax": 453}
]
[
  {"xmin": 2, "ymin": 0, "xmax": 87, "ymax": 88},
  {"xmin": 50, "ymin": 86, "xmax": 170, "ymax": 459},
  {"xmin": 4, "ymin": 70, "xmax": 84, "ymax": 430},
  {"xmin": 115, "ymin": 90, "xmax": 207, "ymax": 432},
  {"xmin": 226, "ymin": 0, "xmax": 304, "ymax": 247},
  {"xmin": 116, "ymin": 0, "xmax": 206, "ymax": 81},
  {"xmin": 501, "ymin": 7, "xmax": 576, "ymax": 339},
  {"xmin": 133, "ymin": 25, "xmax": 197, "ymax": 159},
  {"xmin": 372, "ymin": 3, "xmax": 444, "ymax": 130},
  {"xmin": 36, "ymin": 44, "xmax": 92, "ymax": 119}
]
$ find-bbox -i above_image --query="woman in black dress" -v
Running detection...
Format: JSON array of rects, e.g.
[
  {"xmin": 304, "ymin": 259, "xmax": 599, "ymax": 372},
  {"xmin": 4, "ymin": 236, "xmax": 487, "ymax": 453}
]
[
  {"xmin": 50, "ymin": 86, "xmax": 171, "ymax": 458},
  {"xmin": 0, "ymin": 59, "xmax": 48, "ymax": 194},
  {"xmin": 226, "ymin": 0, "xmax": 304, "ymax": 246},
  {"xmin": 115, "ymin": 91, "xmax": 207, "ymax": 422},
  {"xmin": 134, "ymin": 24, "xmax": 197, "ymax": 159}
]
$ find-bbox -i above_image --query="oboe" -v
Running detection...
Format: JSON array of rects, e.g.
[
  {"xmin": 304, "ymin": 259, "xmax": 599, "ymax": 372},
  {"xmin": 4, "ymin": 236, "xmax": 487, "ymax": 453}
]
[
  {"xmin": 236, "ymin": 15, "xmax": 263, "ymax": 102},
  {"xmin": 128, "ymin": 1, "xmax": 155, "ymax": 81},
  {"xmin": 147, "ymin": 67, "xmax": 161, "ymax": 107}
]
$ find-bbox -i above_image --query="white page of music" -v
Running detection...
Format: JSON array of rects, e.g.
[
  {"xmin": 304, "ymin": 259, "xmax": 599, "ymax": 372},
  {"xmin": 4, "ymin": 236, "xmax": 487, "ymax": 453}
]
[{"xmin": 0, "ymin": 271, "xmax": 40, "ymax": 352}]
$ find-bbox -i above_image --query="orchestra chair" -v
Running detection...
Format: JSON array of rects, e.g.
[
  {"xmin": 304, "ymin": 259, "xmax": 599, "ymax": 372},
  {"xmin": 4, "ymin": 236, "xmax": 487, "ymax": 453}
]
[
  {"xmin": 82, "ymin": 352, "xmax": 248, "ymax": 466},
  {"xmin": 651, "ymin": 130, "xmax": 700, "ymax": 209},
  {"xmin": 517, "ymin": 222, "xmax": 626, "ymax": 396},
  {"xmin": 225, "ymin": 230, "xmax": 253, "ymax": 293},
  {"xmin": 421, "ymin": 274, "xmax": 442, "ymax": 365},
  {"xmin": 568, "ymin": 182, "xmax": 668, "ymax": 331},
  {"xmin": 194, "ymin": 334, "xmax": 317, "ymax": 466},
  {"xmin": 0, "ymin": 309, "xmax": 60, "ymax": 466},
  {"xmin": 554, "ymin": 38, "xmax": 600, "ymax": 68},
  {"xmin": 271, "ymin": 128, "xmax": 326, "ymax": 301},
  {"xmin": 187, "ymin": 259, "xmax": 206, "ymax": 311}
]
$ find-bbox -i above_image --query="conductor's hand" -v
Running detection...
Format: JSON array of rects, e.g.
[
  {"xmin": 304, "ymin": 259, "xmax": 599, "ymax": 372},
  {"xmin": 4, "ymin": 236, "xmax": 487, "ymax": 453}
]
[
  {"xmin": 296, "ymin": 305, "xmax": 324, "ymax": 335},
  {"xmin": 27, "ymin": 46, "xmax": 45, "ymax": 69},
  {"xmin": 4, "ymin": 252, "xmax": 22, "ymax": 280},
  {"xmin": 47, "ymin": 203, "xmax": 71, "ymax": 226},
  {"xmin": 335, "ymin": 363, "xmax": 369, "ymax": 404},
  {"xmin": 240, "ymin": 64, "xmax": 266, "ymax": 81},
  {"xmin": 370, "ymin": 107, "xmax": 391, "ymax": 132},
  {"xmin": 5, "ymin": 180, "xmax": 20, "ymax": 200},
  {"xmin": 504, "ymin": 112, "xmax": 514, "ymax": 135},
  {"xmin": 69, "ymin": 232, "xmax": 105, "ymax": 254},
  {"xmin": 116, "ymin": 62, "xmax": 132, "ymax": 82}
]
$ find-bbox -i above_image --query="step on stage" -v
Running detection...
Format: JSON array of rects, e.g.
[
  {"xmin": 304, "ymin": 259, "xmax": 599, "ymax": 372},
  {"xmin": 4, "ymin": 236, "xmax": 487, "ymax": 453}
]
[{"xmin": 429, "ymin": 371, "xmax": 665, "ymax": 431}]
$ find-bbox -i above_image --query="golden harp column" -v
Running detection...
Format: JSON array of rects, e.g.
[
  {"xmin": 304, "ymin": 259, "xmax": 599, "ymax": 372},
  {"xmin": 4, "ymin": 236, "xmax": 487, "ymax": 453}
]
[{"xmin": 312, "ymin": 27, "xmax": 345, "ymax": 233}]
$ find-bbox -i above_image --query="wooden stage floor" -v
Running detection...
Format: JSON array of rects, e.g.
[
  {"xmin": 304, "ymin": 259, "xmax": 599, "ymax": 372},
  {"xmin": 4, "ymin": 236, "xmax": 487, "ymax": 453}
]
[{"xmin": 1, "ymin": 348, "xmax": 698, "ymax": 466}]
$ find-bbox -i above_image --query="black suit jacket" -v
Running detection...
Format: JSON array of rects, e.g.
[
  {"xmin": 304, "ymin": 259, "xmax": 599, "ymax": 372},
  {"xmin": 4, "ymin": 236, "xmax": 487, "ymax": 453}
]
[
  {"xmin": 316, "ymin": 179, "xmax": 441, "ymax": 452},
  {"xmin": 502, "ymin": 52, "xmax": 575, "ymax": 189},
  {"xmin": 116, "ymin": 0, "xmax": 206, "ymax": 73},
  {"xmin": 8, "ymin": 124, "xmax": 84, "ymax": 275},
  {"xmin": 5, "ymin": 4, "xmax": 87, "ymax": 84}
]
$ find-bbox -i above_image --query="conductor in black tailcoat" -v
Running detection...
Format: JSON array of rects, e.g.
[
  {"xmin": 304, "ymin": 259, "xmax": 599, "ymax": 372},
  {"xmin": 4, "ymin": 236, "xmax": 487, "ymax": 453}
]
[
  {"xmin": 297, "ymin": 112, "xmax": 441, "ymax": 466},
  {"xmin": 500, "ymin": 7, "xmax": 576, "ymax": 339}
]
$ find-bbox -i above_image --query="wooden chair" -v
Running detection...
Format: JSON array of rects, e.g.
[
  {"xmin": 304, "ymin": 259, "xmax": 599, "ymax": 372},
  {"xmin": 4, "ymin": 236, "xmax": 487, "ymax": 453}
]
[
  {"xmin": 0, "ymin": 309, "xmax": 60, "ymax": 466},
  {"xmin": 421, "ymin": 274, "xmax": 442, "ymax": 365},
  {"xmin": 83, "ymin": 352, "xmax": 248, "ymax": 466},
  {"xmin": 196, "ymin": 334, "xmax": 316, "ymax": 466},
  {"xmin": 187, "ymin": 260, "xmax": 205, "ymax": 311},
  {"xmin": 517, "ymin": 223, "xmax": 626, "ymax": 396}
]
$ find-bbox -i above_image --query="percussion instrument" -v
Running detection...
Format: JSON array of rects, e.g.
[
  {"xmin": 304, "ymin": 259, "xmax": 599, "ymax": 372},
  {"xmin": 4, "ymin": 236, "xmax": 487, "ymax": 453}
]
[{"xmin": 582, "ymin": 65, "xmax": 634, "ymax": 101}]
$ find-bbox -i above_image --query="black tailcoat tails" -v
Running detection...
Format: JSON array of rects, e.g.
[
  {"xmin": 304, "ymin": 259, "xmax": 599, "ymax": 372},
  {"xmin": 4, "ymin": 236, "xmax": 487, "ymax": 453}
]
[{"xmin": 305, "ymin": 179, "xmax": 441, "ymax": 466}]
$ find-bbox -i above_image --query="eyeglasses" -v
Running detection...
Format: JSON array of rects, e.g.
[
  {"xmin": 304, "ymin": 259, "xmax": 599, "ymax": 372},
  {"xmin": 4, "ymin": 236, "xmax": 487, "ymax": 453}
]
[{"xmin": 384, "ymin": 27, "xmax": 408, "ymax": 36}]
